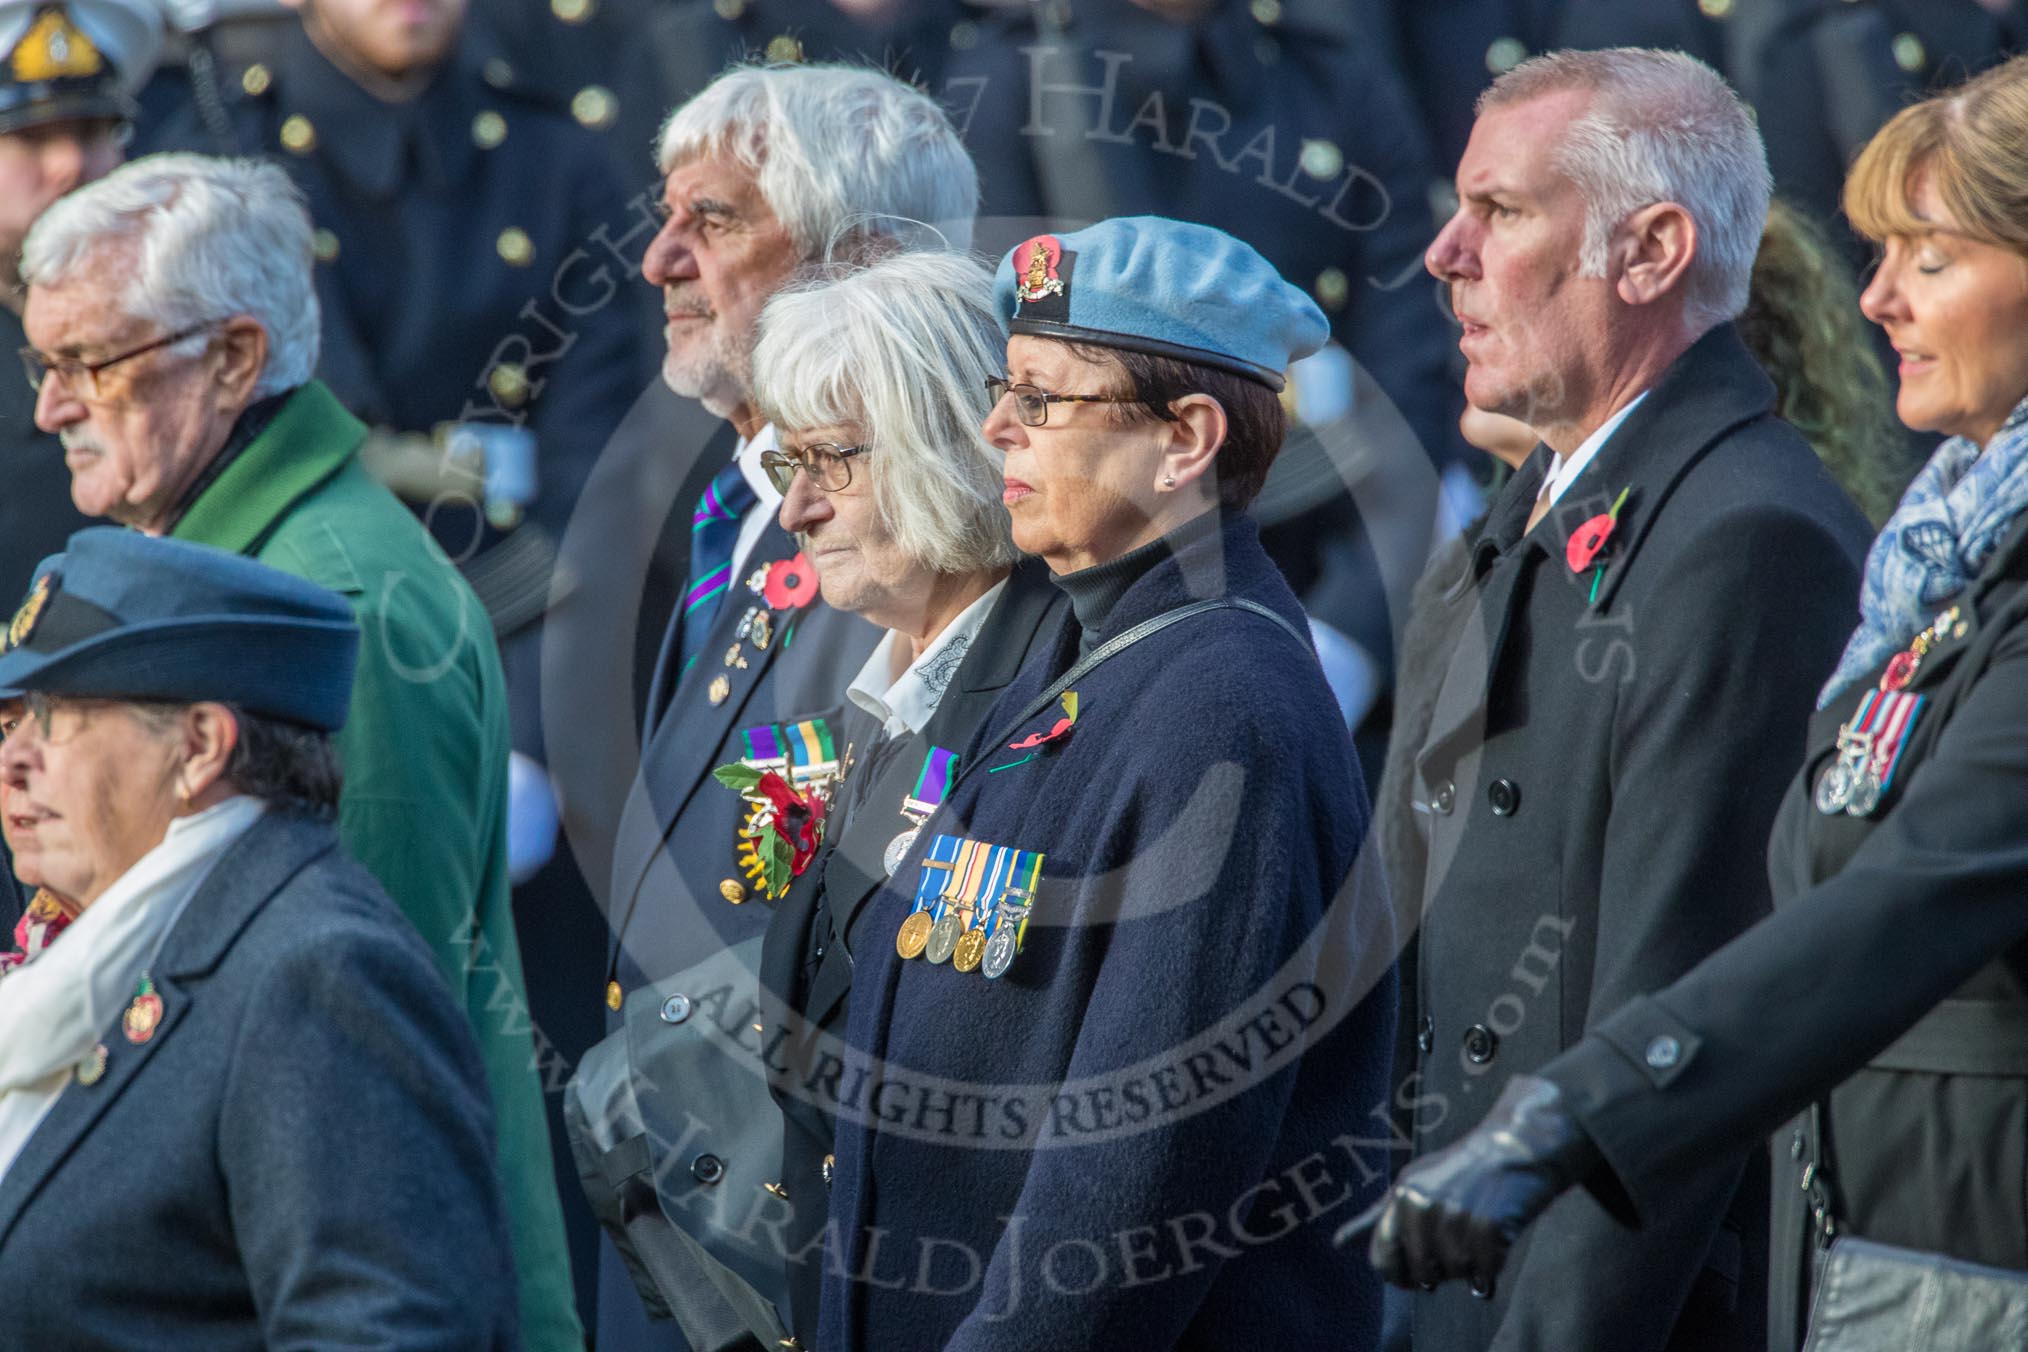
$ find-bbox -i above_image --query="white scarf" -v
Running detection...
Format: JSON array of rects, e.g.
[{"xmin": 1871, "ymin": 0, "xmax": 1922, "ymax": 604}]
[{"xmin": 0, "ymin": 797, "xmax": 265, "ymax": 1182}]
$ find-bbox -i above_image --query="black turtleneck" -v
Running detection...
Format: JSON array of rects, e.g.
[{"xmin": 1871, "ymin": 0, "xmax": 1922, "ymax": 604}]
[{"xmin": 1052, "ymin": 507, "xmax": 1223, "ymax": 655}]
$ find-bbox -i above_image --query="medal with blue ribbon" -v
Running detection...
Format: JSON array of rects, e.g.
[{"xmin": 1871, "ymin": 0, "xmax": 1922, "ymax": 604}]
[
  {"xmin": 884, "ymin": 745, "xmax": 959, "ymax": 876},
  {"xmin": 1816, "ymin": 688, "xmax": 1926, "ymax": 817},
  {"xmin": 785, "ymin": 717, "xmax": 839, "ymax": 788},
  {"xmin": 897, "ymin": 832, "xmax": 962, "ymax": 959},
  {"xmin": 713, "ymin": 717, "xmax": 840, "ymax": 900},
  {"xmin": 982, "ymin": 849, "xmax": 1043, "ymax": 979},
  {"xmin": 926, "ymin": 840, "xmax": 997, "ymax": 965},
  {"xmin": 951, "ymin": 845, "xmax": 1015, "ymax": 972}
]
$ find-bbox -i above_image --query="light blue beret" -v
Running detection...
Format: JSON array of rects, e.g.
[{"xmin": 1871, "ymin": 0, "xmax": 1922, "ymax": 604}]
[{"xmin": 993, "ymin": 216, "xmax": 1329, "ymax": 391}]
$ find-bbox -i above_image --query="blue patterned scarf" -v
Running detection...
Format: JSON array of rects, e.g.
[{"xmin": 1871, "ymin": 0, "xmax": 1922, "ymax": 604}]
[{"xmin": 1821, "ymin": 395, "xmax": 2028, "ymax": 706}]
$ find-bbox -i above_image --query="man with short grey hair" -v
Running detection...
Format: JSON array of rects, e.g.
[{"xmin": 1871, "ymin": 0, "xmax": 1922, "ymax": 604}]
[
  {"xmin": 20, "ymin": 151, "xmax": 579, "ymax": 1349},
  {"xmin": 575, "ymin": 61, "xmax": 972, "ymax": 1352},
  {"xmin": 1346, "ymin": 49, "xmax": 1871, "ymax": 1351}
]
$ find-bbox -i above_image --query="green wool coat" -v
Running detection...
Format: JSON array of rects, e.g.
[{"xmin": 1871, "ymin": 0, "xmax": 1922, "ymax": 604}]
[{"xmin": 172, "ymin": 381, "xmax": 581, "ymax": 1350}]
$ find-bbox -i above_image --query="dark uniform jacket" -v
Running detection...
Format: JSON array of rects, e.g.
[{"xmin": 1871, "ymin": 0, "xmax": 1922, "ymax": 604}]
[
  {"xmin": 1402, "ymin": 325, "xmax": 1870, "ymax": 1351},
  {"xmin": 0, "ymin": 813, "xmax": 517, "ymax": 1349},
  {"xmin": 1546, "ymin": 506, "xmax": 2028, "ymax": 1350},
  {"xmin": 759, "ymin": 560, "xmax": 1066, "ymax": 1349},
  {"xmin": 579, "ymin": 486, "xmax": 877, "ymax": 1350},
  {"xmin": 822, "ymin": 509, "xmax": 1398, "ymax": 1352}
]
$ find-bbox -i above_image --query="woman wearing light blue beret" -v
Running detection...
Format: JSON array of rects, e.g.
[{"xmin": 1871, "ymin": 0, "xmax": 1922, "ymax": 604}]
[{"xmin": 818, "ymin": 218, "xmax": 1397, "ymax": 1351}]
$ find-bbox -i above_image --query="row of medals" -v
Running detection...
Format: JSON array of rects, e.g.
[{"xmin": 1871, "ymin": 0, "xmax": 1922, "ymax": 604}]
[
  {"xmin": 1815, "ymin": 604, "xmax": 1962, "ymax": 817},
  {"xmin": 895, "ymin": 873, "xmax": 1026, "ymax": 978},
  {"xmin": 707, "ymin": 570, "xmax": 782, "ymax": 704}
]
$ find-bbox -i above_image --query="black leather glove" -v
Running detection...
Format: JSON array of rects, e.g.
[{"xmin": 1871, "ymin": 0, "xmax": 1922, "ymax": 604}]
[{"xmin": 1335, "ymin": 1075, "xmax": 1602, "ymax": 1299}]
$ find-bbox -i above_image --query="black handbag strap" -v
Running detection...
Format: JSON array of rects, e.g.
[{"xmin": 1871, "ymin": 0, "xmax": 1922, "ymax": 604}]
[{"xmin": 995, "ymin": 597, "xmax": 1307, "ymax": 744}]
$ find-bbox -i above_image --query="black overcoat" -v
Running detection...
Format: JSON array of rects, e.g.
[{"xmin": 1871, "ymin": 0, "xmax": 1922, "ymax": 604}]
[
  {"xmin": 1401, "ymin": 324, "xmax": 1870, "ymax": 1350},
  {"xmin": 1547, "ymin": 507, "xmax": 2028, "ymax": 1349}
]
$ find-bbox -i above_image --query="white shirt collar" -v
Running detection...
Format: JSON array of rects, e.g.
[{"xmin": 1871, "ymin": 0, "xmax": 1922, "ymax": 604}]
[
  {"xmin": 846, "ymin": 579, "xmax": 1008, "ymax": 738},
  {"xmin": 1537, "ymin": 390, "xmax": 1650, "ymax": 509},
  {"xmin": 729, "ymin": 423, "xmax": 783, "ymax": 584}
]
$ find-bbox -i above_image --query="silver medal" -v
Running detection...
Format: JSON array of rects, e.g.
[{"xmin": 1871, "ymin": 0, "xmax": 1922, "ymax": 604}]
[
  {"xmin": 1814, "ymin": 760, "xmax": 1853, "ymax": 815},
  {"xmin": 882, "ymin": 827, "xmax": 919, "ymax": 877},
  {"xmin": 924, "ymin": 913, "xmax": 961, "ymax": 964},
  {"xmin": 1846, "ymin": 771, "xmax": 1882, "ymax": 817},
  {"xmin": 982, "ymin": 925, "xmax": 1019, "ymax": 979}
]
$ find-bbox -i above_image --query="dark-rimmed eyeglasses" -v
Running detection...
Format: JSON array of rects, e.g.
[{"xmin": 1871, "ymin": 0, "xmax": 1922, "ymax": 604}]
[
  {"xmin": 759, "ymin": 442, "xmax": 870, "ymax": 495},
  {"xmin": 985, "ymin": 376, "xmax": 1139, "ymax": 428},
  {"xmin": 19, "ymin": 320, "xmax": 226, "ymax": 400}
]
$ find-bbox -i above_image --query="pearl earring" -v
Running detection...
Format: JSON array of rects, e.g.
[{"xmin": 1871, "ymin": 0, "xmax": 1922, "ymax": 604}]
[{"xmin": 1163, "ymin": 474, "xmax": 1176, "ymax": 488}]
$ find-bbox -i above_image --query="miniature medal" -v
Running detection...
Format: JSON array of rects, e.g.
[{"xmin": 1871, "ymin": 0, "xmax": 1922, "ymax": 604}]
[
  {"xmin": 75, "ymin": 1043, "xmax": 107, "ymax": 1086},
  {"xmin": 924, "ymin": 912, "xmax": 962, "ymax": 964},
  {"xmin": 1813, "ymin": 759, "xmax": 1854, "ymax": 816},
  {"xmin": 952, "ymin": 928, "xmax": 987, "ymax": 973},
  {"xmin": 898, "ymin": 835, "xmax": 963, "ymax": 959},
  {"xmin": 883, "ymin": 827, "xmax": 920, "ymax": 878},
  {"xmin": 123, "ymin": 974, "xmax": 163, "ymax": 1044},
  {"xmin": 981, "ymin": 850, "xmax": 1044, "ymax": 980},
  {"xmin": 982, "ymin": 926, "xmax": 1019, "ymax": 980},
  {"xmin": 884, "ymin": 747, "xmax": 958, "ymax": 876}
]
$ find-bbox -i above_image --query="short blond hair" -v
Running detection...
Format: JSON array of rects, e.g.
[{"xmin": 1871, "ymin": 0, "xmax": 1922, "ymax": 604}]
[{"xmin": 1844, "ymin": 54, "xmax": 2028, "ymax": 254}]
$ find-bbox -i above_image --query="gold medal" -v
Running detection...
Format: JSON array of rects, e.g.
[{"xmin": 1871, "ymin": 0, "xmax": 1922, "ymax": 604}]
[
  {"xmin": 896, "ymin": 910, "xmax": 933, "ymax": 959},
  {"xmin": 952, "ymin": 927, "xmax": 987, "ymax": 972},
  {"xmin": 752, "ymin": 611, "xmax": 773, "ymax": 649},
  {"xmin": 605, "ymin": 980, "xmax": 623, "ymax": 1011}
]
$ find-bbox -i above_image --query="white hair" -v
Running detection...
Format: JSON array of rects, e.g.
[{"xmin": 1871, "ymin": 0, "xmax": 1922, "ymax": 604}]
[
  {"xmin": 752, "ymin": 250, "xmax": 1017, "ymax": 576},
  {"xmin": 658, "ymin": 63, "xmax": 978, "ymax": 256},
  {"xmin": 21, "ymin": 154, "xmax": 320, "ymax": 398},
  {"xmin": 1482, "ymin": 48, "xmax": 1771, "ymax": 331}
]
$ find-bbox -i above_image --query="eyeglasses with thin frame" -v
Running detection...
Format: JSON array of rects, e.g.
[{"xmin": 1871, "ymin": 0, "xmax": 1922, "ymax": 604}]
[
  {"xmin": 985, "ymin": 376, "xmax": 1141, "ymax": 428},
  {"xmin": 19, "ymin": 320, "xmax": 226, "ymax": 400},
  {"xmin": 758, "ymin": 442, "xmax": 870, "ymax": 495}
]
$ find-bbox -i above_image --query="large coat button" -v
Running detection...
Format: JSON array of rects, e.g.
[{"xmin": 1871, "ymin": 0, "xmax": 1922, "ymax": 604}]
[
  {"xmin": 1416, "ymin": 1015, "xmax": 1435, "ymax": 1054},
  {"xmin": 1431, "ymin": 781, "xmax": 1456, "ymax": 816},
  {"xmin": 1487, "ymin": 778, "xmax": 1520, "ymax": 816},
  {"xmin": 1462, "ymin": 1024, "xmax": 1498, "ymax": 1064},
  {"xmin": 690, "ymin": 1153, "xmax": 725, "ymax": 1185}
]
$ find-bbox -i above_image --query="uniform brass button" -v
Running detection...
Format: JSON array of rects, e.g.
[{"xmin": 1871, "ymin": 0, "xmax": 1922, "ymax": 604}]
[
  {"xmin": 660, "ymin": 993, "xmax": 692, "ymax": 1024},
  {"xmin": 280, "ymin": 114, "xmax": 316, "ymax": 154},
  {"xmin": 1431, "ymin": 781, "xmax": 1456, "ymax": 816},
  {"xmin": 690, "ymin": 1153, "xmax": 724, "ymax": 1185},
  {"xmin": 472, "ymin": 110, "xmax": 507, "ymax": 149},
  {"xmin": 1488, "ymin": 778, "xmax": 1520, "ymax": 816},
  {"xmin": 1486, "ymin": 36, "xmax": 1527, "ymax": 75},
  {"xmin": 605, "ymin": 980, "xmax": 622, "ymax": 1011},
  {"xmin": 948, "ymin": 20, "xmax": 978, "ymax": 49},
  {"xmin": 571, "ymin": 85, "xmax": 616, "ymax": 130},
  {"xmin": 822, "ymin": 1153, "xmax": 835, "ymax": 1187},
  {"xmin": 553, "ymin": 0, "xmax": 593, "ymax": 21},
  {"xmin": 1645, "ymin": 1035, "xmax": 1681, "ymax": 1070},
  {"xmin": 311, "ymin": 228, "xmax": 340, "ymax": 264},
  {"xmin": 1250, "ymin": 0, "xmax": 1281, "ymax": 23},
  {"xmin": 488, "ymin": 362, "xmax": 529, "ymax": 407},
  {"xmin": 1314, "ymin": 267, "xmax": 1348, "ymax": 312},
  {"xmin": 1892, "ymin": 32, "xmax": 1925, "ymax": 73},
  {"xmin": 712, "ymin": 0, "xmax": 744, "ymax": 17},
  {"xmin": 719, "ymin": 878, "xmax": 746, "ymax": 905},
  {"xmin": 1462, "ymin": 1023, "xmax": 1498, "ymax": 1064},
  {"xmin": 496, "ymin": 227, "xmax": 534, "ymax": 267},
  {"xmin": 1698, "ymin": 0, "xmax": 1732, "ymax": 16},
  {"xmin": 1416, "ymin": 1015, "xmax": 1434, "ymax": 1055},
  {"xmin": 240, "ymin": 62, "xmax": 271, "ymax": 96},
  {"xmin": 708, "ymin": 674, "xmax": 731, "ymax": 705},
  {"xmin": 482, "ymin": 57, "xmax": 515, "ymax": 89},
  {"xmin": 765, "ymin": 33, "xmax": 803, "ymax": 62}
]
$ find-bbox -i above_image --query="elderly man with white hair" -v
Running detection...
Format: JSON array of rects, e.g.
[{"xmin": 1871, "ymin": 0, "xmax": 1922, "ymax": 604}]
[
  {"xmin": 18, "ymin": 152, "xmax": 580, "ymax": 1347},
  {"xmin": 1341, "ymin": 49, "xmax": 1872, "ymax": 1352},
  {"xmin": 581, "ymin": 61, "xmax": 976, "ymax": 1352}
]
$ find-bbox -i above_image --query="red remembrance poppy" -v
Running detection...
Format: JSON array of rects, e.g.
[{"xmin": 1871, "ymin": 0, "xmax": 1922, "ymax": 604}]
[
  {"xmin": 762, "ymin": 552, "xmax": 819, "ymax": 609},
  {"xmin": 1567, "ymin": 514, "xmax": 1617, "ymax": 572},
  {"xmin": 1009, "ymin": 717, "xmax": 1075, "ymax": 751}
]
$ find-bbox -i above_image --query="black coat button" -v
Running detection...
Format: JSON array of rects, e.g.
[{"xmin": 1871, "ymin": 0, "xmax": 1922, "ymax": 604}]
[
  {"xmin": 1431, "ymin": 781, "xmax": 1456, "ymax": 815},
  {"xmin": 1487, "ymin": 778, "xmax": 1520, "ymax": 816},
  {"xmin": 1416, "ymin": 1016, "xmax": 1435, "ymax": 1054},
  {"xmin": 1462, "ymin": 1024, "xmax": 1498, "ymax": 1064},
  {"xmin": 690, "ymin": 1153, "xmax": 725, "ymax": 1185}
]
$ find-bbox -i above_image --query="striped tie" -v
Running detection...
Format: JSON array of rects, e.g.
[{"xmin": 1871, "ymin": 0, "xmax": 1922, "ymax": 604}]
[{"xmin": 681, "ymin": 459, "xmax": 758, "ymax": 676}]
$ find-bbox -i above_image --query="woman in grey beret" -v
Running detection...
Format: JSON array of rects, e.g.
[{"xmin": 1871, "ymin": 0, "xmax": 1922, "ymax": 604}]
[
  {"xmin": 820, "ymin": 217, "xmax": 1398, "ymax": 1352},
  {"xmin": 0, "ymin": 528, "xmax": 517, "ymax": 1349}
]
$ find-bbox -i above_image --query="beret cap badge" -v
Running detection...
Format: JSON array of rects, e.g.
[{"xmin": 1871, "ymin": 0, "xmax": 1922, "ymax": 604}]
[
  {"xmin": 1, "ymin": 572, "xmax": 54, "ymax": 656},
  {"xmin": 1013, "ymin": 235, "xmax": 1066, "ymax": 306}
]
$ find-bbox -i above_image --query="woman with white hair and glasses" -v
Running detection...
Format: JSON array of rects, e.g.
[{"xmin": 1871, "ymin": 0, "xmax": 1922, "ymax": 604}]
[{"xmin": 745, "ymin": 247, "xmax": 1066, "ymax": 1350}]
